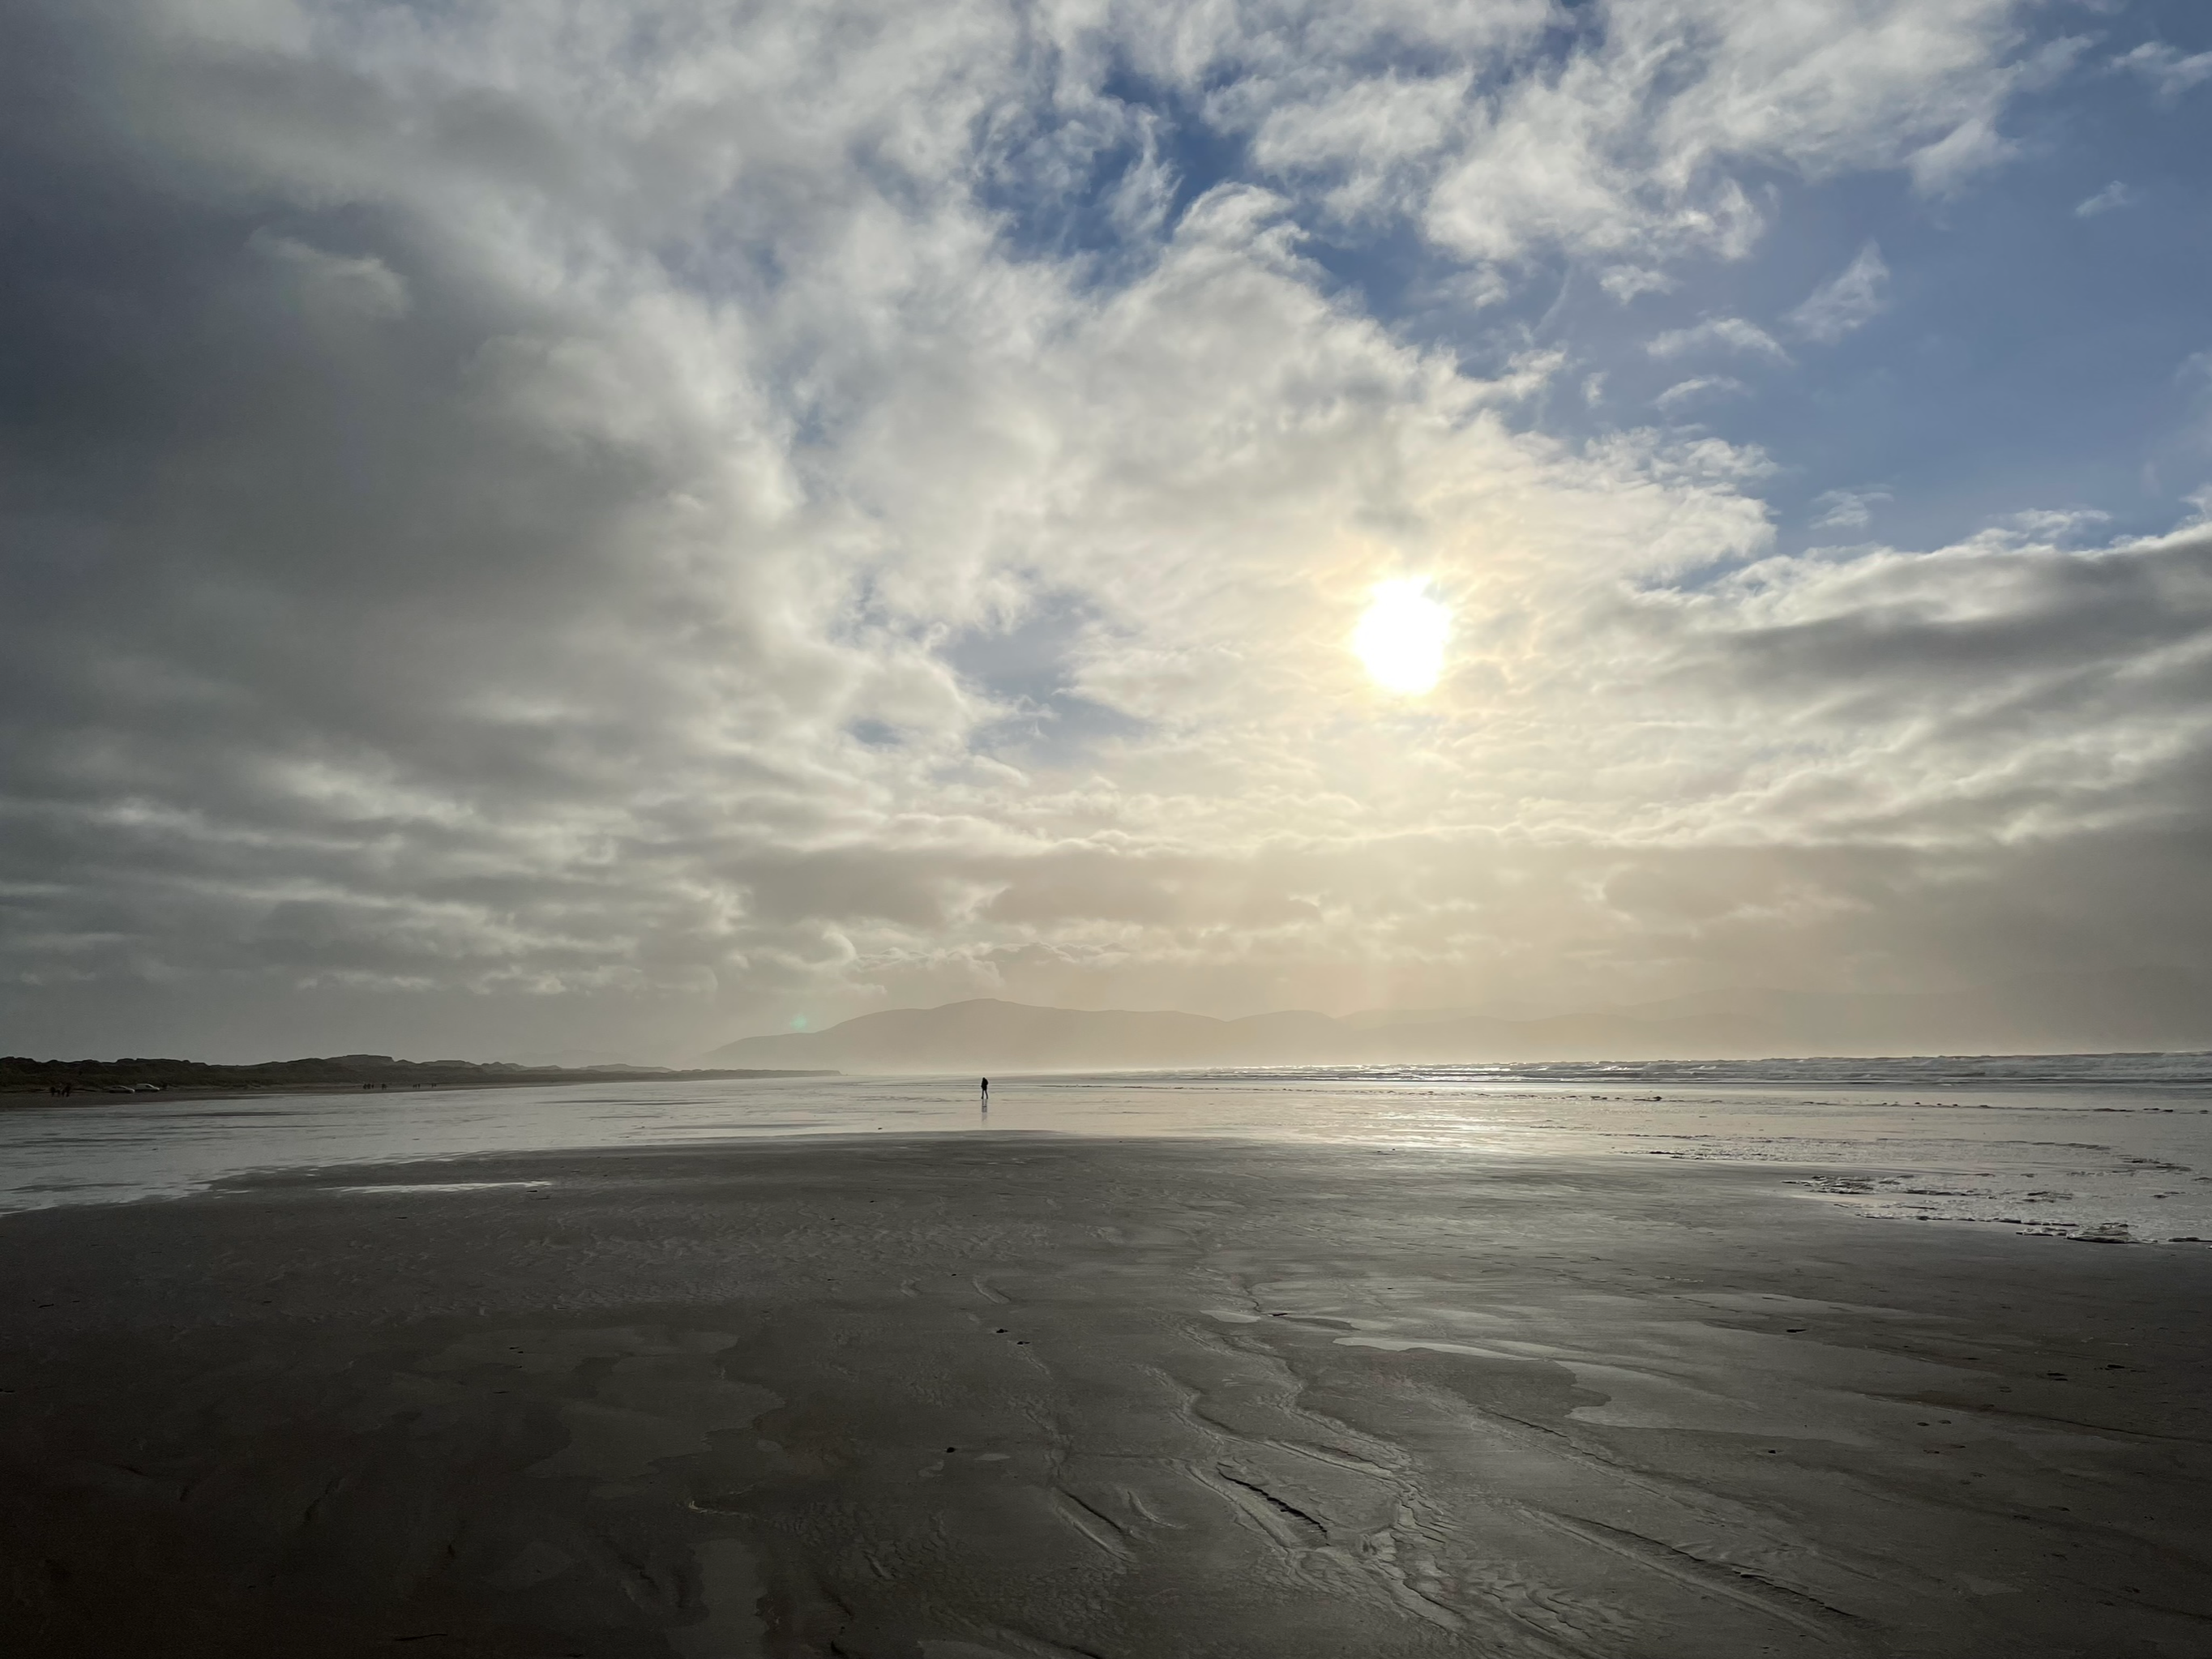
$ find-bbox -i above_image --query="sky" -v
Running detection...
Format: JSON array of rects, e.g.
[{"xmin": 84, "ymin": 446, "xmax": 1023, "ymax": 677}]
[{"xmin": 4, "ymin": 0, "xmax": 2212, "ymax": 1063}]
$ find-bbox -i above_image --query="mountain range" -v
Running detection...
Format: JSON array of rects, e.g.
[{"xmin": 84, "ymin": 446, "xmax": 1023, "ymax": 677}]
[{"xmin": 702, "ymin": 968, "xmax": 2211, "ymax": 1073}]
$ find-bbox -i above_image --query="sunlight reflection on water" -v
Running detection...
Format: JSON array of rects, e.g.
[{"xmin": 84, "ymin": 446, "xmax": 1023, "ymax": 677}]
[{"xmin": 4, "ymin": 1066, "xmax": 2210, "ymax": 1244}]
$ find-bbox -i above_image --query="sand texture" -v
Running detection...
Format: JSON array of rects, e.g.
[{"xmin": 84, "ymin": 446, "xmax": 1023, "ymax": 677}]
[{"xmin": 3, "ymin": 1136, "xmax": 2209, "ymax": 1657}]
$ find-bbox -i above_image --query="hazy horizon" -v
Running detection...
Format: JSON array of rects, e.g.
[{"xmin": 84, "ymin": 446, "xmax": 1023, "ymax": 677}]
[
  {"xmin": 693, "ymin": 968, "xmax": 2210, "ymax": 1073},
  {"xmin": 19, "ymin": 964, "xmax": 2212, "ymax": 1069},
  {"xmin": 6, "ymin": 2, "xmax": 2211, "ymax": 1065}
]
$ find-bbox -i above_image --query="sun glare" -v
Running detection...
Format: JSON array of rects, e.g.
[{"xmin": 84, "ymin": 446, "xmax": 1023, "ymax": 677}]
[{"xmin": 1352, "ymin": 579, "xmax": 1450, "ymax": 695}]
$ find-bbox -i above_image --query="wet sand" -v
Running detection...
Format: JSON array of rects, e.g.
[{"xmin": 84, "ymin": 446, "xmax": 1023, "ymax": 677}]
[{"xmin": 3, "ymin": 1136, "xmax": 2209, "ymax": 1657}]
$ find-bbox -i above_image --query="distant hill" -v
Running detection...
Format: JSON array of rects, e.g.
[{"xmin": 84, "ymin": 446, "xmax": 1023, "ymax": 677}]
[
  {"xmin": 2, "ymin": 1054, "xmax": 834, "ymax": 1098},
  {"xmin": 704, "ymin": 968, "xmax": 2211, "ymax": 1073}
]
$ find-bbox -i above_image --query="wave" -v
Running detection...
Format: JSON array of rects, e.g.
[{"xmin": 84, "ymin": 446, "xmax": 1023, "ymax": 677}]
[{"xmin": 1146, "ymin": 1051, "xmax": 2212, "ymax": 1092}]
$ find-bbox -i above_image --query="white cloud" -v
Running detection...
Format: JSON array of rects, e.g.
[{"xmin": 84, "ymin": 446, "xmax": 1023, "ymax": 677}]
[
  {"xmin": 1810, "ymin": 489, "xmax": 1893, "ymax": 531},
  {"xmin": 1647, "ymin": 317, "xmax": 1791, "ymax": 364},
  {"xmin": 1600, "ymin": 265, "xmax": 1676, "ymax": 302},
  {"xmin": 2005, "ymin": 507, "xmax": 2111, "ymax": 542},
  {"xmin": 2074, "ymin": 181, "xmax": 2137, "ymax": 217},
  {"xmin": 1247, "ymin": 71, "xmax": 1472, "ymax": 220},
  {"xmin": 1655, "ymin": 375, "xmax": 1750, "ymax": 413},
  {"xmin": 2114, "ymin": 41, "xmax": 2212, "ymax": 100},
  {"xmin": 1422, "ymin": 0, "xmax": 2046, "ymax": 268},
  {"xmin": 1907, "ymin": 112, "xmax": 2016, "ymax": 196},
  {"xmin": 1788, "ymin": 242, "xmax": 1890, "ymax": 343}
]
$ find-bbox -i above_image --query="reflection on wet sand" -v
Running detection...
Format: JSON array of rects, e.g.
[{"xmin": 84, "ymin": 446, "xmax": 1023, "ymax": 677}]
[
  {"xmin": 5, "ymin": 1137, "xmax": 2210, "ymax": 1657},
  {"xmin": 4, "ymin": 1065, "xmax": 2211, "ymax": 1244}
]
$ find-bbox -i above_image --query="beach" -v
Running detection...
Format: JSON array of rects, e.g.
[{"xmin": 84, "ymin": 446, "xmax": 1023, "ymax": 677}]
[{"xmin": 6, "ymin": 1130, "xmax": 2210, "ymax": 1657}]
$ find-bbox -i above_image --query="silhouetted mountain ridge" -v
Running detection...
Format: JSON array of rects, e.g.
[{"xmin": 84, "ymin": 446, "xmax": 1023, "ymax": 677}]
[{"xmin": 704, "ymin": 968, "xmax": 2210, "ymax": 1072}]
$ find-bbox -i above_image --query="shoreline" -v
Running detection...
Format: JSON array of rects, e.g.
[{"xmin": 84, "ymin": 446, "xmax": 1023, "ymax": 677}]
[
  {"xmin": 7, "ymin": 1067, "xmax": 2210, "ymax": 1248},
  {"xmin": 18, "ymin": 1122, "xmax": 2212, "ymax": 1251},
  {"xmin": 0, "ymin": 1070, "xmax": 835, "ymax": 1110},
  {"xmin": 6, "ymin": 1134, "xmax": 2209, "ymax": 1657}
]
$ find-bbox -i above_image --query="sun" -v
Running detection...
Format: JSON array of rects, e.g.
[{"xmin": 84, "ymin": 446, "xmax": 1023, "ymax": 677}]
[{"xmin": 1352, "ymin": 578, "xmax": 1450, "ymax": 695}]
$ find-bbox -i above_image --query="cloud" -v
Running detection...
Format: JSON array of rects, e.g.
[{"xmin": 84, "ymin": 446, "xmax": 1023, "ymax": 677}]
[
  {"xmin": 1247, "ymin": 70, "xmax": 1474, "ymax": 221},
  {"xmin": 250, "ymin": 231, "xmax": 413, "ymax": 322},
  {"xmin": 1206, "ymin": 1, "xmax": 2060, "ymax": 274},
  {"xmin": 1647, "ymin": 317, "xmax": 1791, "ymax": 364},
  {"xmin": 1685, "ymin": 526, "xmax": 2212, "ymax": 821},
  {"xmin": 1810, "ymin": 489, "xmax": 1893, "ymax": 531},
  {"xmin": 2004, "ymin": 507, "xmax": 2112, "ymax": 542},
  {"xmin": 1907, "ymin": 111, "xmax": 2017, "ymax": 196},
  {"xmin": 1788, "ymin": 242, "xmax": 1891, "ymax": 343},
  {"xmin": 2074, "ymin": 180, "xmax": 2137, "ymax": 217},
  {"xmin": 4, "ymin": 0, "xmax": 2207, "ymax": 1058},
  {"xmin": 1600, "ymin": 265, "xmax": 1677, "ymax": 302},
  {"xmin": 1905, "ymin": 31, "xmax": 2091, "ymax": 198},
  {"xmin": 2114, "ymin": 41, "xmax": 2212, "ymax": 100},
  {"xmin": 1655, "ymin": 376, "xmax": 1751, "ymax": 413}
]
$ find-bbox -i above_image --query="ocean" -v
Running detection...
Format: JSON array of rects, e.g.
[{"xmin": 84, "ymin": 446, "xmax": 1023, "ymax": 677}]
[{"xmin": 5, "ymin": 1054, "xmax": 2209, "ymax": 1244}]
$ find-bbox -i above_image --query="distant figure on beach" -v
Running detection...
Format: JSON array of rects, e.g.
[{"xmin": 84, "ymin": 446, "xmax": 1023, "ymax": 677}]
[{"xmin": 980, "ymin": 1077, "xmax": 989, "ymax": 1114}]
